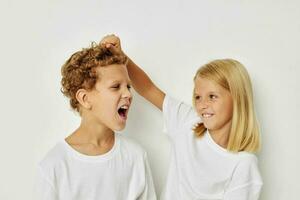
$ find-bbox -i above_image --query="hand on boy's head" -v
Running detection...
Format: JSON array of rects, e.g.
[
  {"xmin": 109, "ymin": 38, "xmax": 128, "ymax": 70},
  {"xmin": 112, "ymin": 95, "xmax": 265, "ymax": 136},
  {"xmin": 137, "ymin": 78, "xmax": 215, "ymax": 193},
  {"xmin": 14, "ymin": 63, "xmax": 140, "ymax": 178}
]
[{"xmin": 100, "ymin": 34, "xmax": 123, "ymax": 55}]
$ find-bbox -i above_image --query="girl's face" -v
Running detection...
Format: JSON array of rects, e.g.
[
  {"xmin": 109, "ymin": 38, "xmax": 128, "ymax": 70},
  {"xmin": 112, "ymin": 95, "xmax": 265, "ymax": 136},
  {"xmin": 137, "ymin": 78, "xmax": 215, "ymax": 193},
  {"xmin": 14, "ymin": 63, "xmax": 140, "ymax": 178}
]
[
  {"xmin": 194, "ymin": 77, "xmax": 233, "ymax": 135},
  {"xmin": 87, "ymin": 64, "xmax": 132, "ymax": 131}
]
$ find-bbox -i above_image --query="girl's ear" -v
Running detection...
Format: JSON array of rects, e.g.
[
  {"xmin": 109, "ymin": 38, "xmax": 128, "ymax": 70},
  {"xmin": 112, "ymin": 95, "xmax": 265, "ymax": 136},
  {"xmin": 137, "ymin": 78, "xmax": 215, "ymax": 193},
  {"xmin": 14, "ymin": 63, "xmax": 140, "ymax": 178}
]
[{"xmin": 76, "ymin": 89, "xmax": 92, "ymax": 110}]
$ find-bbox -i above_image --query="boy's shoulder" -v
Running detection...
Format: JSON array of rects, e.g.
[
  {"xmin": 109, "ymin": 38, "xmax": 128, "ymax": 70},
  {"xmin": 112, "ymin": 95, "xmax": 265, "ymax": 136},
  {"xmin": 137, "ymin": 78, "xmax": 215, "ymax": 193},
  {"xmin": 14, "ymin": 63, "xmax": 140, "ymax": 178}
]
[
  {"xmin": 118, "ymin": 134, "xmax": 147, "ymax": 158},
  {"xmin": 38, "ymin": 141, "xmax": 67, "ymax": 172}
]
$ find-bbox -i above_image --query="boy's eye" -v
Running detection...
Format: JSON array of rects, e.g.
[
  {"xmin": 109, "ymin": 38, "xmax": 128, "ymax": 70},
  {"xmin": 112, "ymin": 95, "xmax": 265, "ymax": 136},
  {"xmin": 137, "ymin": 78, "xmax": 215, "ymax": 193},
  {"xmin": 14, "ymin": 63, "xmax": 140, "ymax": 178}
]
[
  {"xmin": 111, "ymin": 84, "xmax": 120, "ymax": 89},
  {"xmin": 195, "ymin": 95, "xmax": 201, "ymax": 100},
  {"xmin": 127, "ymin": 85, "xmax": 131, "ymax": 90}
]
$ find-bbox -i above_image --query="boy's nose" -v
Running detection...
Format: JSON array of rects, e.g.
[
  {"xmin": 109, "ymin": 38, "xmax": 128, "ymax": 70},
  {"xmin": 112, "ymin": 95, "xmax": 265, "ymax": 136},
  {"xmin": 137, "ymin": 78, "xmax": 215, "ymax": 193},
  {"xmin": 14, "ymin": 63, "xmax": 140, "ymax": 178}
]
[{"xmin": 122, "ymin": 88, "xmax": 132, "ymax": 99}]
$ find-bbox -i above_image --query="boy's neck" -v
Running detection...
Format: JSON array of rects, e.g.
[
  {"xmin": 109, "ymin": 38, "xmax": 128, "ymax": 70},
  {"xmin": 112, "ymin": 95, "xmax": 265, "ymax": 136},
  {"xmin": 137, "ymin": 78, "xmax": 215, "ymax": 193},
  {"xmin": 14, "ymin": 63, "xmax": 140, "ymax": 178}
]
[{"xmin": 67, "ymin": 118, "xmax": 114, "ymax": 147}]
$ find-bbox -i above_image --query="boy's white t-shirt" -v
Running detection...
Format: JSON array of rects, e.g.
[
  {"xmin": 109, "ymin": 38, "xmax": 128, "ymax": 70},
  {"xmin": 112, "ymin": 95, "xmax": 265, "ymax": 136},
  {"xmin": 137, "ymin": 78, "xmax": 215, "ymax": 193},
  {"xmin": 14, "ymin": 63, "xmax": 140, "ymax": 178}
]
[
  {"xmin": 161, "ymin": 95, "xmax": 263, "ymax": 200},
  {"xmin": 36, "ymin": 133, "xmax": 156, "ymax": 200}
]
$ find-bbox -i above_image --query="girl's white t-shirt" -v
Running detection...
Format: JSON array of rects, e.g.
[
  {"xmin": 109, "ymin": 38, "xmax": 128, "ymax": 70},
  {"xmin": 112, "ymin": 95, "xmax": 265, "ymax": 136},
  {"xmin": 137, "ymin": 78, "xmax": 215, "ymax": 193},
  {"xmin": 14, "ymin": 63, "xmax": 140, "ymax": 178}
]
[
  {"xmin": 161, "ymin": 95, "xmax": 263, "ymax": 200},
  {"xmin": 36, "ymin": 134, "xmax": 156, "ymax": 200}
]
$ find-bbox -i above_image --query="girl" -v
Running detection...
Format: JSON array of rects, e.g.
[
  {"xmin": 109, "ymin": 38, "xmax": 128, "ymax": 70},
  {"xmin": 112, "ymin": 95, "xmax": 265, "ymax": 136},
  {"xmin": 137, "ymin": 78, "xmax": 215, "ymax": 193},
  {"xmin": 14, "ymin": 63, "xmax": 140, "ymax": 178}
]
[{"xmin": 100, "ymin": 35, "xmax": 263, "ymax": 200}]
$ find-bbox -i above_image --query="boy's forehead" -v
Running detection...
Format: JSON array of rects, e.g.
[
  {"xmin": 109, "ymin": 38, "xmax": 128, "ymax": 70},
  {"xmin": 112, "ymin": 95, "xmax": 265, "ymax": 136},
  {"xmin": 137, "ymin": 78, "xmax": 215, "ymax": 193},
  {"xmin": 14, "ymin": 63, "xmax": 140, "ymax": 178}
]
[
  {"xmin": 96, "ymin": 64, "xmax": 126, "ymax": 74},
  {"xmin": 95, "ymin": 64, "xmax": 130, "ymax": 81}
]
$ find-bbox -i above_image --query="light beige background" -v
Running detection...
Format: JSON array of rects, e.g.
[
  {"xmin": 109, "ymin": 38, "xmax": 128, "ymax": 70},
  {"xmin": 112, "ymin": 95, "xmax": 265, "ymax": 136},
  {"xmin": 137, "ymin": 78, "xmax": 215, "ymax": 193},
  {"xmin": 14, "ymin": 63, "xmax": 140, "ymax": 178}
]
[{"xmin": 0, "ymin": 0, "xmax": 299, "ymax": 199}]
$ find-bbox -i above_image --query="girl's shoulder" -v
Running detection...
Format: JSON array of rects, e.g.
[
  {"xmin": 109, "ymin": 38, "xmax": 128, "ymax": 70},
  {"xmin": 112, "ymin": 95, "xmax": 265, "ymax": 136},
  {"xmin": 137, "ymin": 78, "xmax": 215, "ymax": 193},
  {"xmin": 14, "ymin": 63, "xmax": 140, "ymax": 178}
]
[
  {"xmin": 230, "ymin": 152, "xmax": 263, "ymax": 186},
  {"xmin": 237, "ymin": 151, "xmax": 258, "ymax": 162},
  {"xmin": 163, "ymin": 94, "xmax": 201, "ymax": 130},
  {"xmin": 234, "ymin": 152, "xmax": 261, "ymax": 176}
]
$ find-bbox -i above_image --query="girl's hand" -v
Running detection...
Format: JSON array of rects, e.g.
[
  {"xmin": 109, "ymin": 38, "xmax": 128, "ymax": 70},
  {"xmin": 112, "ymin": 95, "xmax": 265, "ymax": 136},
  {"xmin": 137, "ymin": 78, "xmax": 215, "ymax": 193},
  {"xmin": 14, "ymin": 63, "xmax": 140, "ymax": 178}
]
[
  {"xmin": 100, "ymin": 34, "xmax": 165, "ymax": 110},
  {"xmin": 100, "ymin": 34, "xmax": 123, "ymax": 55}
]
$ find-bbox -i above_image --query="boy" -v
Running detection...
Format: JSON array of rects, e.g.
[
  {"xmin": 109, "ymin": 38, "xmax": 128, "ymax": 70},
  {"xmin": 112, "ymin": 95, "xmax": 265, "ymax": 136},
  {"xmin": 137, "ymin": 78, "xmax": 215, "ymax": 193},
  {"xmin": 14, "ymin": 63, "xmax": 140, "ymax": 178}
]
[{"xmin": 37, "ymin": 40, "xmax": 156, "ymax": 200}]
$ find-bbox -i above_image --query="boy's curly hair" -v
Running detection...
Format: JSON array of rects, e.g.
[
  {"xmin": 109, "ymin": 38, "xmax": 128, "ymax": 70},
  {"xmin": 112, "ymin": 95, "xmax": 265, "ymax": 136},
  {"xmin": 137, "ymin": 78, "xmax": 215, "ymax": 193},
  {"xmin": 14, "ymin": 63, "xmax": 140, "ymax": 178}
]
[{"xmin": 61, "ymin": 42, "xmax": 127, "ymax": 112}]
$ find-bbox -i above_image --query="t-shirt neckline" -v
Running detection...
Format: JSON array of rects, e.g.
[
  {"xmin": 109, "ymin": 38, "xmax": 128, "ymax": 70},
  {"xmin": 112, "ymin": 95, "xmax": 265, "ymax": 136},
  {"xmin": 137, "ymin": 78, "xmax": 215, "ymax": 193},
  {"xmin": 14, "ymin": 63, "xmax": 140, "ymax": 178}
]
[
  {"xmin": 204, "ymin": 130, "xmax": 233, "ymax": 156},
  {"xmin": 62, "ymin": 133, "xmax": 120, "ymax": 162}
]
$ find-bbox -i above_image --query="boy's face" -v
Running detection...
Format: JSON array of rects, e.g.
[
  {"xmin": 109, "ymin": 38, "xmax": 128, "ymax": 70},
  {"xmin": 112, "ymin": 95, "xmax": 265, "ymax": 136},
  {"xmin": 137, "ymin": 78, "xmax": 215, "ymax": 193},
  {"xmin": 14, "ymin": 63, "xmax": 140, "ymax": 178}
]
[
  {"xmin": 194, "ymin": 77, "xmax": 233, "ymax": 135},
  {"xmin": 87, "ymin": 64, "xmax": 132, "ymax": 131}
]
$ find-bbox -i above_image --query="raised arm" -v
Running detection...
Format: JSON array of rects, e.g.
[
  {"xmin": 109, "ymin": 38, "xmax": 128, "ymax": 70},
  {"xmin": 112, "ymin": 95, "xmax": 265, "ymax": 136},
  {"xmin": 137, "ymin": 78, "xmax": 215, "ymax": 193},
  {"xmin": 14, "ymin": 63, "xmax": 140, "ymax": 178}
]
[{"xmin": 100, "ymin": 35, "xmax": 165, "ymax": 110}]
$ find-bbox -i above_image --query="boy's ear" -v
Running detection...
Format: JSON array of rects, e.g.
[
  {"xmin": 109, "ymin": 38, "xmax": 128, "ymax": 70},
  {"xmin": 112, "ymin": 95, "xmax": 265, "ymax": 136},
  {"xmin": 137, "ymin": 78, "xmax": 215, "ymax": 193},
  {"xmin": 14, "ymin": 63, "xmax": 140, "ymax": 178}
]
[{"xmin": 76, "ymin": 89, "xmax": 92, "ymax": 110}]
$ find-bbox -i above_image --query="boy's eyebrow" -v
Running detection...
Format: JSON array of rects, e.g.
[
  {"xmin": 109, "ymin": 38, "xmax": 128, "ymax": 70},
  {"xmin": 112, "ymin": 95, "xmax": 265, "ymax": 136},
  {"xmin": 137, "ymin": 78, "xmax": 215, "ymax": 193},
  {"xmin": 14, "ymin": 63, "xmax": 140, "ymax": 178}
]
[{"xmin": 109, "ymin": 79, "xmax": 132, "ymax": 85}]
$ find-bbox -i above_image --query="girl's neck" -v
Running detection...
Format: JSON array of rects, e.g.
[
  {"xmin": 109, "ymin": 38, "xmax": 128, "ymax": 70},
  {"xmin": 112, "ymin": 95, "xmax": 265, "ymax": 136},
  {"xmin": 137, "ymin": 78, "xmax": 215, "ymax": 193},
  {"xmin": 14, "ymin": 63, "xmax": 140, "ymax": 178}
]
[{"xmin": 208, "ymin": 121, "xmax": 231, "ymax": 148}]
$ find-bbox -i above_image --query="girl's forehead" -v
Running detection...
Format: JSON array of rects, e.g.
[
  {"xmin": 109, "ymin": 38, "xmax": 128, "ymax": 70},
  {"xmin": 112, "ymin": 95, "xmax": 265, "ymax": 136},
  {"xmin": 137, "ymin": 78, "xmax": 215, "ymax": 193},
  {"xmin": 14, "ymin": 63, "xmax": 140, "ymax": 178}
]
[
  {"xmin": 195, "ymin": 77, "xmax": 219, "ymax": 89},
  {"xmin": 194, "ymin": 77, "xmax": 228, "ymax": 94}
]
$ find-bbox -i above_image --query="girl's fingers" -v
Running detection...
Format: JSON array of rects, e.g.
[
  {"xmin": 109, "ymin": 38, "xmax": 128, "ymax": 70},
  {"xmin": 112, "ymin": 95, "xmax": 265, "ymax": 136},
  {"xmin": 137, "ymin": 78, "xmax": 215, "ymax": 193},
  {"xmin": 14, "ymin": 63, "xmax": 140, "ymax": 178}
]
[{"xmin": 105, "ymin": 44, "xmax": 120, "ymax": 54}]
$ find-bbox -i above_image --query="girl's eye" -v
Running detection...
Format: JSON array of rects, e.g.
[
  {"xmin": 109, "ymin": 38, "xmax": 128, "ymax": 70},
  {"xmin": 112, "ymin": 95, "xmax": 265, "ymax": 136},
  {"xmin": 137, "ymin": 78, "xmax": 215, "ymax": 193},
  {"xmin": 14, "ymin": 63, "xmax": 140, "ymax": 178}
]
[
  {"xmin": 127, "ymin": 85, "xmax": 131, "ymax": 90},
  {"xmin": 210, "ymin": 95, "xmax": 217, "ymax": 99},
  {"xmin": 195, "ymin": 95, "xmax": 201, "ymax": 100}
]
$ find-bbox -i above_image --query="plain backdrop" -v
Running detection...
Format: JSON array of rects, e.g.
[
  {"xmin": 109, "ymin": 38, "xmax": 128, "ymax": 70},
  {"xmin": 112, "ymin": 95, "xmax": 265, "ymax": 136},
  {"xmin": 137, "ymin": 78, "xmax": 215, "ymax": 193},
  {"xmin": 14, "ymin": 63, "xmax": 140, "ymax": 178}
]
[{"xmin": 0, "ymin": 0, "xmax": 300, "ymax": 199}]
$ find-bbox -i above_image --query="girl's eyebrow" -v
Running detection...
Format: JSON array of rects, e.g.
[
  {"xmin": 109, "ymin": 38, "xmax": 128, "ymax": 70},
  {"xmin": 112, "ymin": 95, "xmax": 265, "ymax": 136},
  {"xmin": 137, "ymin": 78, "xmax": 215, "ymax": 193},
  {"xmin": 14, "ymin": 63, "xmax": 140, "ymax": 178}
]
[
  {"xmin": 208, "ymin": 91, "xmax": 220, "ymax": 95},
  {"xmin": 194, "ymin": 91, "xmax": 220, "ymax": 95}
]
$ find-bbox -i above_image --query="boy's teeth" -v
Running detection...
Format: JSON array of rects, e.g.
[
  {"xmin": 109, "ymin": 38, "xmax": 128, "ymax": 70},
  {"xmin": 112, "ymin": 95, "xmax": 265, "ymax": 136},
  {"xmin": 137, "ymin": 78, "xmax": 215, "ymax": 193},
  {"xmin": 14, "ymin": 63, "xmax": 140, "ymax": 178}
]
[{"xmin": 120, "ymin": 105, "xmax": 128, "ymax": 109}]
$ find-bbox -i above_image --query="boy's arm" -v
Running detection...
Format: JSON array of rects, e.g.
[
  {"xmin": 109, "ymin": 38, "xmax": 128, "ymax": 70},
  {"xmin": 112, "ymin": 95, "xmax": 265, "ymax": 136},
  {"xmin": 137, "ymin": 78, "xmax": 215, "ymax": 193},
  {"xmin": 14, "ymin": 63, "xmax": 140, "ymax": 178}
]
[
  {"xmin": 100, "ymin": 35, "xmax": 165, "ymax": 110},
  {"xmin": 36, "ymin": 166, "xmax": 58, "ymax": 200}
]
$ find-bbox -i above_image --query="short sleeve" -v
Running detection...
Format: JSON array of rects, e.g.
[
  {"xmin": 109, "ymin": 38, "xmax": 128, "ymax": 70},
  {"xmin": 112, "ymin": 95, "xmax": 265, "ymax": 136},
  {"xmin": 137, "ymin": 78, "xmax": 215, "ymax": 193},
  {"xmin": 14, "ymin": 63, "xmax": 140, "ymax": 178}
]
[
  {"xmin": 223, "ymin": 183, "xmax": 262, "ymax": 200},
  {"xmin": 35, "ymin": 166, "xmax": 58, "ymax": 200},
  {"xmin": 137, "ymin": 152, "xmax": 157, "ymax": 200},
  {"xmin": 224, "ymin": 155, "xmax": 263, "ymax": 200},
  {"xmin": 162, "ymin": 95, "xmax": 199, "ymax": 136}
]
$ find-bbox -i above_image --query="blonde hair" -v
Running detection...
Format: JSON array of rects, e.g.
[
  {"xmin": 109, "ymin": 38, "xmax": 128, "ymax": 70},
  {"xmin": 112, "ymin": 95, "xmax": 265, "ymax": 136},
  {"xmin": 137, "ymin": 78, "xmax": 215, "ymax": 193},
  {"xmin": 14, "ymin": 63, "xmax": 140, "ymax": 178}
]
[{"xmin": 193, "ymin": 59, "xmax": 261, "ymax": 153}]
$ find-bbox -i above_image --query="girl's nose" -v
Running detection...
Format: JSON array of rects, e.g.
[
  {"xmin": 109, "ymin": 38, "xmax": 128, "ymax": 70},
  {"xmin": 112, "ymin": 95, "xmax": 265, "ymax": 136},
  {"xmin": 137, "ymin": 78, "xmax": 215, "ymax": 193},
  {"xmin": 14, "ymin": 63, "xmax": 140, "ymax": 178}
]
[{"xmin": 199, "ymin": 98, "xmax": 210, "ymax": 109}]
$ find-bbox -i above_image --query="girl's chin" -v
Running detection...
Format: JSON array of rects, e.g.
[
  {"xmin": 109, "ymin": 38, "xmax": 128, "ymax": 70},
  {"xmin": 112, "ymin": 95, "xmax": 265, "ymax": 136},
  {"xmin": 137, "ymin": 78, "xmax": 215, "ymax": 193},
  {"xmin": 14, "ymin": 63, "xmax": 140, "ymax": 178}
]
[{"xmin": 202, "ymin": 123, "xmax": 215, "ymax": 130}]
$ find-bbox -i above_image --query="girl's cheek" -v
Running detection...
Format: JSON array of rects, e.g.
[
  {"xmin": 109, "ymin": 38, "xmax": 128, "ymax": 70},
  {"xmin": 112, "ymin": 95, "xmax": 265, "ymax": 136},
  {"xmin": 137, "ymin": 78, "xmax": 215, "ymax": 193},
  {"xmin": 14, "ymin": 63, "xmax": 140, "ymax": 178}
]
[{"xmin": 195, "ymin": 108, "xmax": 202, "ymax": 117}]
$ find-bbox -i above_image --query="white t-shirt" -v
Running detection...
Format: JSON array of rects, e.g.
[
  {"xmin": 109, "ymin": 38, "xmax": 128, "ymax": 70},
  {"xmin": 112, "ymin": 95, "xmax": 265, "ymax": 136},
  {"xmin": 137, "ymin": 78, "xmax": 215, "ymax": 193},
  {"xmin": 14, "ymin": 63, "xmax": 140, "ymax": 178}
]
[
  {"xmin": 36, "ymin": 133, "xmax": 156, "ymax": 200},
  {"xmin": 161, "ymin": 95, "xmax": 263, "ymax": 200}
]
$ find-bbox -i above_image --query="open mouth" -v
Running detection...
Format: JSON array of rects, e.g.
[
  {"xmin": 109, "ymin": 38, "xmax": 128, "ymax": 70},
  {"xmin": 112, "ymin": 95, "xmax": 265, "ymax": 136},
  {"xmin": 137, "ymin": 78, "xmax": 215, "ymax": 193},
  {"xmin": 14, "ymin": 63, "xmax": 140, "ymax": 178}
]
[
  {"xmin": 202, "ymin": 113, "xmax": 214, "ymax": 118},
  {"xmin": 117, "ymin": 105, "xmax": 129, "ymax": 120}
]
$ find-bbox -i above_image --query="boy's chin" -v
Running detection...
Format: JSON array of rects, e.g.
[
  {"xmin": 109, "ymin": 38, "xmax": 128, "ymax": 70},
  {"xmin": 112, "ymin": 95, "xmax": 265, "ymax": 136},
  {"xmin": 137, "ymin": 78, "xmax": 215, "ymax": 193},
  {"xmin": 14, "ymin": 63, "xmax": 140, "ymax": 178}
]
[{"xmin": 112, "ymin": 124, "xmax": 126, "ymax": 132}]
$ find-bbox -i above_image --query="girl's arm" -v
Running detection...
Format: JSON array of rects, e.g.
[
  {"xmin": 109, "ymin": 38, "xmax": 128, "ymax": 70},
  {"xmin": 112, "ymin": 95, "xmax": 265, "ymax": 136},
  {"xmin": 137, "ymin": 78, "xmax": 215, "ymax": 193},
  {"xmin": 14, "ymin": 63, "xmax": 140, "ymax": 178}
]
[
  {"xmin": 126, "ymin": 57, "xmax": 165, "ymax": 110},
  {"xmin": 100, "ymin": 35, "xmax": 165, "ymax": 110}
]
